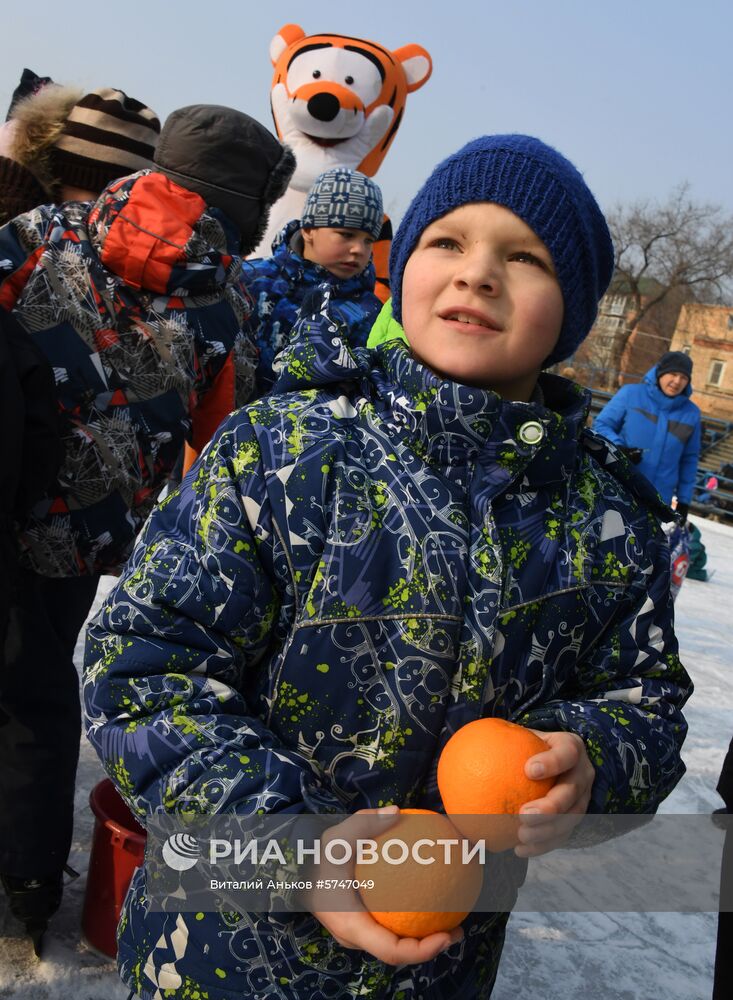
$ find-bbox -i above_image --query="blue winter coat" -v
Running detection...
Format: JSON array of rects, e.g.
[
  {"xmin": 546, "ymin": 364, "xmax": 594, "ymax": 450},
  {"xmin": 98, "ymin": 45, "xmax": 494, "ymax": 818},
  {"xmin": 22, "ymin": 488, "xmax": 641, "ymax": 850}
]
[
  {"xmin": 84, "ymin": 290, "xmax": 691, "ymax": 1000},
  {"xmin": 593, "ymin": 365, "xmax": 702, "ymax": 505},
  {"xmin": 243, "ymin": 219, "xmax": 381, "ymax": 393}
]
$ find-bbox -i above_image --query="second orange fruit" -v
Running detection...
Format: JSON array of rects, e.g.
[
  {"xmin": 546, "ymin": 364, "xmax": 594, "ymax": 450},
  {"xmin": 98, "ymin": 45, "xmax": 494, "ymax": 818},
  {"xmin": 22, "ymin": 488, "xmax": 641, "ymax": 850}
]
[{"xmin": 355, "ymin": 808, "xmax": 481, "ymax": 938}]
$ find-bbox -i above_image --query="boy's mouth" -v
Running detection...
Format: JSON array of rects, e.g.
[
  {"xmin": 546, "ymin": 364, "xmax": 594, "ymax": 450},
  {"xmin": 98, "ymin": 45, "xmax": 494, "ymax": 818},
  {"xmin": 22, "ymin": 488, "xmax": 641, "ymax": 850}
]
[{"xmin": 440, "ymin": 309, "xmax": 501, "ymax": 331}]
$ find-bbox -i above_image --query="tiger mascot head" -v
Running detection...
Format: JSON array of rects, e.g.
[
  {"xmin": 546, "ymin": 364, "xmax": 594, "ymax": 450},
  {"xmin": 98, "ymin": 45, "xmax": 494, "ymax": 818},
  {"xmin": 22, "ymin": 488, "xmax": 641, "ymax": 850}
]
[{"xmin": 269, "ymin": 24, "xmax": 432, "ymax": 192}]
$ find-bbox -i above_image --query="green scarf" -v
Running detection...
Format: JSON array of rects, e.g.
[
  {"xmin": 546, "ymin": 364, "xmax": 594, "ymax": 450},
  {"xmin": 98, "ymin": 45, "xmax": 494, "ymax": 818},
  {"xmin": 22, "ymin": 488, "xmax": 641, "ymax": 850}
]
[{"xmin": 366, "ymin": 298, "xmax": 410, "ymax": 349}]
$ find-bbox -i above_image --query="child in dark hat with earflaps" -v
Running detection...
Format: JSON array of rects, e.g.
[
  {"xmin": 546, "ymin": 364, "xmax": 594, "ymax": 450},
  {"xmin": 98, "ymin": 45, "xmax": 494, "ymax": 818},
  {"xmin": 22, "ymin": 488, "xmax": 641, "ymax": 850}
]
[
  {"xmin": 84, "ymin": 134, "xmax": 691, "ymax": 999},
  {"xmin": 0, "ymin": 103, "xmax": 294, "ymax": 954}
]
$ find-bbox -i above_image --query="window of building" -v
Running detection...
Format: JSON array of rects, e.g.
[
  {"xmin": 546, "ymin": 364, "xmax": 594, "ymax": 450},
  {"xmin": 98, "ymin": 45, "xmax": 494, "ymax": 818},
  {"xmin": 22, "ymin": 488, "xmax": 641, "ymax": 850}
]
[
  {"xmin": 601, "ymin": 294, "xmax": 627, "ymax": 317},
  {"xmin": 682, "ymin": 344, "xmax": 692, "ymax": 354},
  {"xmin": 708, "ymin": 360, "xmax": 726, "ymax": 387}
]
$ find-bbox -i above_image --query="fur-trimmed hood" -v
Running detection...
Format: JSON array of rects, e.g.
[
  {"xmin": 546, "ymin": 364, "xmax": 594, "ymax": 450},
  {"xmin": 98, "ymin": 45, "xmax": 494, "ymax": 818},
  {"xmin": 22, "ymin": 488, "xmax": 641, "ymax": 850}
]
[{"xmin": 8, "ymin": 84, "xmax": 82, "ymax": 195}]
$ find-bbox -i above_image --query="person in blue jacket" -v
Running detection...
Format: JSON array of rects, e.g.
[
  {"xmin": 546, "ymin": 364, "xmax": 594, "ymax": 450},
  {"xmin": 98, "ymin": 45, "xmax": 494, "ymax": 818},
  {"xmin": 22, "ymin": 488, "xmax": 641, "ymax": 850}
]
[
  {"xmin": 593, "ymin": 352, "xmax": 701, "ymax": 520},
  {"xmin": 243, "ymin": 167, "xmax": 383, "ymax": 393},
  {"xmin": 84, "ymin": 135, "xmax": 691, "ymax": 1000}
]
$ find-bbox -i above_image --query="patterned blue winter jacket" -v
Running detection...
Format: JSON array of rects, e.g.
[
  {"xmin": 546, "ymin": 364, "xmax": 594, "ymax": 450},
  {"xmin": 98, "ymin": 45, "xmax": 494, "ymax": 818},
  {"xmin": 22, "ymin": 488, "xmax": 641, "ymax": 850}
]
[
  {"xmin": 242, "ymin": 219, "xmax": 381, "ymax": 393},
  {"xmin": 593, "ymin": 365, "xmax": 702, "ymax": 505},
  {"xmin": 84, "ymin": 290, "xmax": 691, "ymax": 1000}
]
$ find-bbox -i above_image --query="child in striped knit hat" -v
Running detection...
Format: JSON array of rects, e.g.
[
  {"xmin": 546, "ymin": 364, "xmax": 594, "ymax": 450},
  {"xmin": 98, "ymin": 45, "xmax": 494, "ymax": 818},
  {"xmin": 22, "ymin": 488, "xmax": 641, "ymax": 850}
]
[{"xmin": 0, "ymin": 82, "xmax": 160, "ymax": 221}]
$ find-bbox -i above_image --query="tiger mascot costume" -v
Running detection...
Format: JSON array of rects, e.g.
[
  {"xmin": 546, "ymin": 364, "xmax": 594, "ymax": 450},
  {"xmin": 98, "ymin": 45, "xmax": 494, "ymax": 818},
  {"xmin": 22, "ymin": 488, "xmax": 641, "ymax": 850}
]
[
  {"xmin": 254, "ymin": 23, "xmax": 432, "ymax": 301},
  {"xmin": 184, "ymin": 26, "xmax": 431, "ymax": 477}
]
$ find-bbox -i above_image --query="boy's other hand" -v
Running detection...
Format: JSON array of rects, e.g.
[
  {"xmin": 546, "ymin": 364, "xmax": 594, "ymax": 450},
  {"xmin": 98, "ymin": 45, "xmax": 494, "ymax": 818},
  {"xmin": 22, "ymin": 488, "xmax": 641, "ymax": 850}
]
[
  {"xmin": 514, "ymin": 730, "xmax": 595, "ymax": 858},
  {"xmin": 310, "ymin": 806, "xmax": 463, "ymax": 965}
]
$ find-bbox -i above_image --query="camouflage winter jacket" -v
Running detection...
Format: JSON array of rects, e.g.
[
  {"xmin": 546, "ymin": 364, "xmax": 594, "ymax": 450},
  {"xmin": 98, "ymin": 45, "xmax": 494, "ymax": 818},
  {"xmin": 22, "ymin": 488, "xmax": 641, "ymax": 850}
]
[
  {"xmin": 0, "ymin": 170, "xmax": 256, "ymax": 576},
  {"xmin": 84, "ymin": 290, "xmax": 691, "ymax": 1000}
]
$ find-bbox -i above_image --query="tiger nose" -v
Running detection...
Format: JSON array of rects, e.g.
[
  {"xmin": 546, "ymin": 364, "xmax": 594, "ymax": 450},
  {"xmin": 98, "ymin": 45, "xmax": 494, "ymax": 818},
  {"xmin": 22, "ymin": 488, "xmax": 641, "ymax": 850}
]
[{"xmin": 307, "ymin": 93, "xmax": 341, "ymax": 122}]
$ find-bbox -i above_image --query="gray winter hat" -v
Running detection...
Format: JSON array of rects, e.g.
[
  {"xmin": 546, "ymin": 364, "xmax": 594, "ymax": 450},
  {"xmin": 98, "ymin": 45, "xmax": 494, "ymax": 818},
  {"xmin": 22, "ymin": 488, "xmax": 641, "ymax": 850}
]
[
  {"xmin": 301, "ymin": 168, "xmax": 383, "ymax": 240},
  {"xmin": 154, "ymin": 104, "xmax": 295, "ymax": 254}
]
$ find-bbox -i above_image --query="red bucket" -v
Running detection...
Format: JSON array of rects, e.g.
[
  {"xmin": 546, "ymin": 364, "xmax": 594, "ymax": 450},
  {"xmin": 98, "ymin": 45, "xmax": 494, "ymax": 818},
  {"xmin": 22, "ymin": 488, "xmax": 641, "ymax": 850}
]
[{"xmin": 82, "ymin": 778, "xmax": 146, "ymax": 958}]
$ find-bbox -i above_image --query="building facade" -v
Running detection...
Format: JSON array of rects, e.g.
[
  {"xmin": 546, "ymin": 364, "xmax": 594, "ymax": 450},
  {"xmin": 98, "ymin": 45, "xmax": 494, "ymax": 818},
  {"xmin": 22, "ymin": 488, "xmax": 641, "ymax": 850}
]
[{"xmin": 670, "ymin": 304, "xmax": 733, "ymax": 420}]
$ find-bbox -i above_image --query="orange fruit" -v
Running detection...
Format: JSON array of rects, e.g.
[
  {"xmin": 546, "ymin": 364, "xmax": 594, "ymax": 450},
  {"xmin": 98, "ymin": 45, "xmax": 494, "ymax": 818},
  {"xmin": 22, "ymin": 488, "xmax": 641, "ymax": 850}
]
[
  {"xmin": 355, "ymin": 808, "xmax": 481, "ymax": 938},
  {"xmin": 437, "ymin": 717, "xmax": 556, "ymax": 851}
]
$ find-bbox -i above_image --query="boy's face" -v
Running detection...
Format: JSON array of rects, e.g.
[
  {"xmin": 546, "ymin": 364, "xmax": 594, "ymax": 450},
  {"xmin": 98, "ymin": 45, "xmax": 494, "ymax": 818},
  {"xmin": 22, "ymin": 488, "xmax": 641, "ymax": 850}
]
[
  {"xmin": 400, "ymin": 203, "xmax": 564, "ymax": 401},
  {"xmin": 302, "ymin": 226, "xmax": 374, "ymax": 279}
]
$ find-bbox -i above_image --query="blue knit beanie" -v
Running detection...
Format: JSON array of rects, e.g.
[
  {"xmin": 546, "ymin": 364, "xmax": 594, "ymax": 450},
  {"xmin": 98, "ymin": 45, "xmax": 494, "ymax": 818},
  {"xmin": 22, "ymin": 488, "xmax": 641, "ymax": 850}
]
[
  {"xmin": 389, "ymin": 135, "xmax": 614, "ymax": 366},
  {"xmin": 301, "ymin": 168, "xmax": 383, "ymax": 240}
]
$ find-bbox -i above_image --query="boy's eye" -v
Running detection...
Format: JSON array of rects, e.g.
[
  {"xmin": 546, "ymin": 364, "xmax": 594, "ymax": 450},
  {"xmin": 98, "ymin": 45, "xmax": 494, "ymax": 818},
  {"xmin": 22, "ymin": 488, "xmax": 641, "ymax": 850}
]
[
  {"xmin": 430, "ymin": 237, "xmax": 460, "ymax": 250},
  {"xmin": 510, "ymin": 250, "xmax": 549, "ymax": 269}
]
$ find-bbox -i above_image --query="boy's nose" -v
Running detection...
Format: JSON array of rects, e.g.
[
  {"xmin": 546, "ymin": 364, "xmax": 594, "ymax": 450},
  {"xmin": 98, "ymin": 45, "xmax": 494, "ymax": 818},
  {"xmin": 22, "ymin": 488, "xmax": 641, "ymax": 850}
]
[{"xmin": 454, "ymin": 254, "xmax": 500, "ymax": 293}]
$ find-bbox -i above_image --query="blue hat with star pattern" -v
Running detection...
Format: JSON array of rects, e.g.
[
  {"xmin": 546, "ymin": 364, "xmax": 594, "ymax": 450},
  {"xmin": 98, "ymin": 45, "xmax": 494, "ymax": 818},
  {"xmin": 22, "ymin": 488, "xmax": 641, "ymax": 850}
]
[{"xmin": 301, "ymin": 168, "xmax": 384, "ymax": 241}]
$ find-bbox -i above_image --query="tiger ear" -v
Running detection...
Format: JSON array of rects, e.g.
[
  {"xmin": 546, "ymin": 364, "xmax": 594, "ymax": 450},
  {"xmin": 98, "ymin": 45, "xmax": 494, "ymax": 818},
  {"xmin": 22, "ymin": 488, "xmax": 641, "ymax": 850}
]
[
  {"xmin": 270, "ymin": 24, "xmax": 306, "ymax": 65},
  {"xmin": 392, "ymin": 44, "xmax": 432, "ymax": 92}
]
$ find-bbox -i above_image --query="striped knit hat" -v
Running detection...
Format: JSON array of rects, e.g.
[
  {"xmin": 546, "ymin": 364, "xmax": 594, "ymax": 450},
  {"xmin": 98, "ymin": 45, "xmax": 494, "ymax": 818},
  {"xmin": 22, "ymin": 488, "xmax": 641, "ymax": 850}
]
[{"xmin": 50, "ymin": 88, "xmax": 160, "ymax": 193}]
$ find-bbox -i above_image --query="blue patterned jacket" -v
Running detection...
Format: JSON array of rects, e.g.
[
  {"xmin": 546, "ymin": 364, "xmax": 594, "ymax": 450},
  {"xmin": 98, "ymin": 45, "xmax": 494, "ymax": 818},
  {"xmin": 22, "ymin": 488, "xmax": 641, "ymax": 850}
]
[
  {"xmin": 84, "ymin": 289, "xmax": 691, "ymax": 1000},
  {"xmin": 242, "ymin": 220, "xmax": 381, "ymax": 393}
]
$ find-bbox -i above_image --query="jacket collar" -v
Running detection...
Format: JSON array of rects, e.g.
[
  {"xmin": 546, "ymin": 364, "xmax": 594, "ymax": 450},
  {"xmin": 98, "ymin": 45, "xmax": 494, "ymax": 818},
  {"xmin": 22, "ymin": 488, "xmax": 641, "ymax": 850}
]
[
  {"xmin": 371, "ymin": 343, "xmax": 589, "ymax": 486},
  {"xmin": 272, "ymin": 290, "xmax": 590, "ymax": 487}
]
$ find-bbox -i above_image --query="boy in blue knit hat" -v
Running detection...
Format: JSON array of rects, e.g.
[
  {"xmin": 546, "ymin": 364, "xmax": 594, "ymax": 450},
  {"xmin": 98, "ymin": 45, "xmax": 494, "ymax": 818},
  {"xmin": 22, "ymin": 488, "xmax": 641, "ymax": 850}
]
[
  {"xmin": 243, "ymin": 166, "xmax": 383, "ymax": 392},
  {"xmin": 84, "ymin": 135, "xmax": 690, "ymax": 1000}
]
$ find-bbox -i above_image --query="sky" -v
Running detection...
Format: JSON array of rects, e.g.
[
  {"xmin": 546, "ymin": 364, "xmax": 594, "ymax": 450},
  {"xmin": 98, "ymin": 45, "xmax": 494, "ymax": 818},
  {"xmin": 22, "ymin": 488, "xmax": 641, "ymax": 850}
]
[{"xmin": 4, "ymin": 0, "xmax": 733, "ymax": 227}]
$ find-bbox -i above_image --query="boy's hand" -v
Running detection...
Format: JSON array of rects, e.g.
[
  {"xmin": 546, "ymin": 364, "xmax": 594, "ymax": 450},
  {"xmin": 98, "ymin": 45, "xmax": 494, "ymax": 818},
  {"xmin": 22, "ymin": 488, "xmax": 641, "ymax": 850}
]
[
  {"xmin": 310, "ymin": 806, "xmax": 463, "ymax": 965},
  {"xmin": 514, "ymin": 730, "xmax": 596, "ymax": 858}
]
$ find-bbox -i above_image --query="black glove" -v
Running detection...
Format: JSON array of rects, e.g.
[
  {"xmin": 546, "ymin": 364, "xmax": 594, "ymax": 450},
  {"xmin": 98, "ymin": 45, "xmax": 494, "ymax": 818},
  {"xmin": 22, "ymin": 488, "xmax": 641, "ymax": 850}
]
[
  {"xmin": 619, "ymin": 446, "xmax": 643, "ymax": 464},
  {"xmin": 676, "ymin": 503, "xmax": 689, "ymax": 525}
]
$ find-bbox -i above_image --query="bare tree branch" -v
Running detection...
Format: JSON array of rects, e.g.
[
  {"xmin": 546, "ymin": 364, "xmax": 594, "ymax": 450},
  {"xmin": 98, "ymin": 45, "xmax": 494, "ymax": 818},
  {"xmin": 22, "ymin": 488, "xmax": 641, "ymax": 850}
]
[{"xmin": 599, "ymin": 183, "xmax": 733, "ymax": 384}]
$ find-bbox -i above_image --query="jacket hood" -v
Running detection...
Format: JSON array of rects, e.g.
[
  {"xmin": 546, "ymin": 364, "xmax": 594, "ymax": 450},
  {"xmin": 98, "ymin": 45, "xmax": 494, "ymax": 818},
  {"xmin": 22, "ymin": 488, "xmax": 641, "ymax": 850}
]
[
  {"xmin": 8, "ymin": 83, "xmax": 83, "ymax": 195},
  {"xmin": 86, "ymin": 169, "xmax": 245, "ymax": 296},
  {"xmin": 643, "ymin": 364, "xmax": 693, "ymax": 400},
  {"xmin": 267, "ymin": 218, "xmax": 377, "ymax": 298}
]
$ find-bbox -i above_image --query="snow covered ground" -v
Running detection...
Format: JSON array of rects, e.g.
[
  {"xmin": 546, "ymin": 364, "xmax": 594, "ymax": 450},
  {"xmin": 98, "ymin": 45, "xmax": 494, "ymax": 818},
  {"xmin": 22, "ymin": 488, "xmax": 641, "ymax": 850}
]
[{"xmin": 0, "ymin": 513, "xmax": 729, "ymax": 999}]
